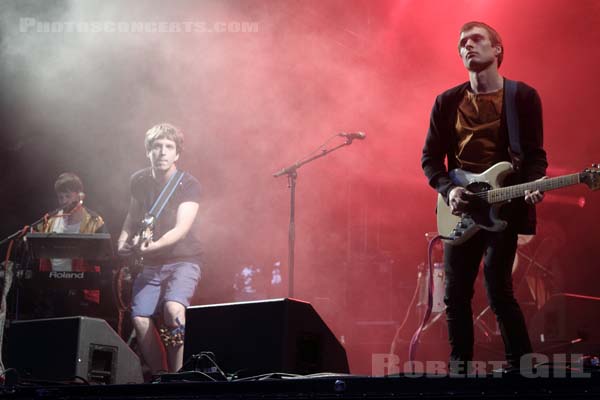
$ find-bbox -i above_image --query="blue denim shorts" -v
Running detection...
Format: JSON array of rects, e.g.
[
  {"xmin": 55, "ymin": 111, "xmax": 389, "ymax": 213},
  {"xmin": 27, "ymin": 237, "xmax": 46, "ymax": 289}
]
[{"xmin": 131, "ymin": 261, "xmax": 201, "ymax": 318}]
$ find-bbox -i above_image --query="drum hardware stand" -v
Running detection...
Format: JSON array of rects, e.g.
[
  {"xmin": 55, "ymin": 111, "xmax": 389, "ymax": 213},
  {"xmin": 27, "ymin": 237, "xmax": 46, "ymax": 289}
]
[{"xmin": 513, "ymin": 249, "xmax": 555, "ymax": 309}]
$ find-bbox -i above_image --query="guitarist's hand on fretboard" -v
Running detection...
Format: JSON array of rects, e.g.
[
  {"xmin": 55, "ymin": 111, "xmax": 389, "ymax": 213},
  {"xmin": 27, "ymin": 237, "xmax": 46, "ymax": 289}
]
[
  {"xmin": 524, "ymin": 176, "xmax": 547, "ymax": 205},
  {"xmin": 138, "ymin": 238, "xmax": 157, "ymax": 254},
  {"xmin": 117, "ymin": 241, "xmax": 136, "ymax": 257},
  {"xmin": 449, "ymin": 186, "xmax": 473, "ymax": 215}
]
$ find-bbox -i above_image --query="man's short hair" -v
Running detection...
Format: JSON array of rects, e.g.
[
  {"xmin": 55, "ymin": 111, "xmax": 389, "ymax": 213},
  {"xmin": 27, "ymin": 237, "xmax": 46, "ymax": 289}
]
[
  {"xmin": 144, "ymin": 123, "xmax": 184, "ymax": 154},
  {"xmin": 54, "ymin": 172, "xmax": 84, "ymax": 194},
  {"xmin": 459, "ymin": 21, "xmax": 504, "ymax": 67}
]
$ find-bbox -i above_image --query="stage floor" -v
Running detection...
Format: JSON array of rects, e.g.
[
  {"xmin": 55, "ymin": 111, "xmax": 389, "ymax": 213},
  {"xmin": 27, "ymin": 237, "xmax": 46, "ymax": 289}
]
[{"xmin": 2, "ymin": 372, "xmax": 600, "ymax": 399}]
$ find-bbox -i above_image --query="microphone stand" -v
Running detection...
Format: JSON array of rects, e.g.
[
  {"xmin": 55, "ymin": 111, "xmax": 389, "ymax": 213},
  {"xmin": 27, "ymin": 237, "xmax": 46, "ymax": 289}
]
[
  {"xmin": 273, "ymin": 136, "xmax": 360, "ymax": 298},
  {"xmin": 0, "ymin": 208, "xmax": 62, "ymax": 376},
  {"xmin": 0, "ymin": 212, "xmax": 53, "ymax": 247},
  {"xmin": 0, "ymin": 205, "xmax": 68, "ymax": 316},
  {"xmin": 0, "ymin": 199, "xmax": 80, "ymax": 247}
]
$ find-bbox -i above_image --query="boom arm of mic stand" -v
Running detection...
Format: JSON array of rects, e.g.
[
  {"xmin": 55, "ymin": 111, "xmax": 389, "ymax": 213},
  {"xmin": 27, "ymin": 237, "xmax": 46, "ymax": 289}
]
[
  {"xmin": 0, "ymin": 230, "xmax": 28, "ymax": 247},
  {"xmin": 0, "ymin": 209, "xmax": 62, "ymax": 247},
  {"xmin": 272, "ymin": 140, "xmax": 352, "ymax": 178}
]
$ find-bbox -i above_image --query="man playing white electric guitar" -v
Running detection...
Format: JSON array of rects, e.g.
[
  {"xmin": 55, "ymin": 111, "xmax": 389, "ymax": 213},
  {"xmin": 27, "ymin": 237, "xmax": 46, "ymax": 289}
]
[{"xmin": 421, "ymin": 21, "xmax": 548, "ymax": 374}]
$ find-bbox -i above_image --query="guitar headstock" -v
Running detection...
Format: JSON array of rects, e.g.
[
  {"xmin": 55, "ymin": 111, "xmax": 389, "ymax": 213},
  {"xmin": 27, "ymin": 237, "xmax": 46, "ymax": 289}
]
[{"xmin": 581, "ymin": 164, "xmax": 600, "ymax": 191}]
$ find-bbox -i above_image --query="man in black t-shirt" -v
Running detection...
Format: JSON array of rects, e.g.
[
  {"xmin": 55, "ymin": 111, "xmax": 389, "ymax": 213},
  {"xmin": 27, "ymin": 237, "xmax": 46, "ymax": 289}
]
[{"xmin": 118, "ymin": 123, "xmax": 202, "ymax": 374}]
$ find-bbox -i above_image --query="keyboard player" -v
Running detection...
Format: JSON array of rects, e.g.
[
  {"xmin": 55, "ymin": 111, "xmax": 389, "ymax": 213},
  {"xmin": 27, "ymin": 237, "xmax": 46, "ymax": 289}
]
[{"xmin": 28, "ymin": 172, "xmax": 106, "ymax": 318}]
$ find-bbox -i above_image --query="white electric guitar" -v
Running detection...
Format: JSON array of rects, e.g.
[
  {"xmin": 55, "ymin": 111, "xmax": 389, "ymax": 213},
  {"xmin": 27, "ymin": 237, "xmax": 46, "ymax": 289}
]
[{"xmin": 437, "ymin": 161, "xmax": 600, "ymax": 245}]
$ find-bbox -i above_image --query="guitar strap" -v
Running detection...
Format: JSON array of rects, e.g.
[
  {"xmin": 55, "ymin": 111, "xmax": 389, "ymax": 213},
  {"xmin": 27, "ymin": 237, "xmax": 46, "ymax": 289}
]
[
  {"xmin": 115, "ymin": 170, "xmax": 185, "ymax": 335},
  {"xmin": 505, "ymin": 79, "xmax": 522, "ymax": 171},
  {"xmin": 147, "ymin": 170, "xmax": 185, "ymax": 221}
]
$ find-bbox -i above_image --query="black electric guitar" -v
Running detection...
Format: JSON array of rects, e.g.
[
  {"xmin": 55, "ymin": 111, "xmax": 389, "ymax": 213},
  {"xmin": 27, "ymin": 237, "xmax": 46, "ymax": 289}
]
[
  {"xmin": 128, "ymin": 213, "xmax": 155, "ymax": 274},
  {"xmin": 437, "ymin": 161, "xmax": 600, "ymax": 245}
]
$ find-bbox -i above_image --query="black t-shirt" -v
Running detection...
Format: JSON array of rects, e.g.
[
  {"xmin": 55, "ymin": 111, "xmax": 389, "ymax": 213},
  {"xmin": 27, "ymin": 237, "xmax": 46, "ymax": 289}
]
[{"xmin": 130, "ymin": 168, "xmax": 202, "ymax": 266}]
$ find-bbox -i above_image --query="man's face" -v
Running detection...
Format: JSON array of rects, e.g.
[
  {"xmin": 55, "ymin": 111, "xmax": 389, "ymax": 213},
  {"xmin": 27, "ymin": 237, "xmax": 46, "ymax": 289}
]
[
  {"xmin": 458, "ymin": 26, "xmax": 501, "ymax": 71},
  {"xmin": 147, "ymin": 137, "xmax": 179, "ymax": 173},
  {"xmin": 56, "ymin": 191, "xmax": 80, "ymax": 209}
]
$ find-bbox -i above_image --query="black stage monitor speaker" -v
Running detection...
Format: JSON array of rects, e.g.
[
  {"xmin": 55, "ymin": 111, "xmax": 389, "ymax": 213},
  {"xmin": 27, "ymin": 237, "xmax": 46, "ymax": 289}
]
[
  {"xmin": 530, "ymin": 293, "xmax": 600, "ymax": 342},
  {"xmin": 6, "ymin": 316, "xmax": 143, "ymax": 384},
  {"xmin": 529, "ymin": 293, "xmax": 600, "ymax": 355},
  {"xmin": 184, "ymin": 298, "xmax": 349, "ymax": 376}
]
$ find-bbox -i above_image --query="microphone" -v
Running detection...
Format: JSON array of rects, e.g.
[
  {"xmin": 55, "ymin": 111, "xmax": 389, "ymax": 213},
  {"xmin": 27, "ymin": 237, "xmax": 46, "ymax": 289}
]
[
  {"xmin": 44, "ymin": 200, "xmax": 78, "ymax": 217},
  {"xmin": 46, "ymin": 205, "xmax": 64, "ymax": 217},
  {"xmin": 62, "ymin": 200, "xmax": 81, "ymax": 214},
  {"xmin": 339, "ymin": 132, "xmax": 366, "ymax": 140},
  {"xmin": 60, "ymin": 193, "xmax": 84, "ymax": 214}
]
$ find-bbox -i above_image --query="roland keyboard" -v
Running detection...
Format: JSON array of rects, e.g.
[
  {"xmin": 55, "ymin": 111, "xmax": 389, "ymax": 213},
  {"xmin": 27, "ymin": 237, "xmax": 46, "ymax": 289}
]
[
  {"xmin": 25, "ymin": 232, "xmax": 114, "ymax": 260},
  {"xmin": 1, "ymin": 269, "xmax": 102, "ymax": 289}
]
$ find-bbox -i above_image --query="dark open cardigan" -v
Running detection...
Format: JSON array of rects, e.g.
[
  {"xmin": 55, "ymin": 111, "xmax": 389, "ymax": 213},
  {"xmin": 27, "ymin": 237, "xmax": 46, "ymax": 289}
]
[{"xmin": 421, "ymin": 78, "xmax": 548, "ymax": 234}]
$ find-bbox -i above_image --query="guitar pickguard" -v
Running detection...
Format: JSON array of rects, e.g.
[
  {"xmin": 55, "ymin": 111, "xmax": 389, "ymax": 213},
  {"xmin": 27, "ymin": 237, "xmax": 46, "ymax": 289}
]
[
  {"xmin": 463, "ymin": 182, "xmax": 496, "ymax": 229},
  {"xmin": 437, "ymin": 162, "xmax": 513, "ymax": 245}
]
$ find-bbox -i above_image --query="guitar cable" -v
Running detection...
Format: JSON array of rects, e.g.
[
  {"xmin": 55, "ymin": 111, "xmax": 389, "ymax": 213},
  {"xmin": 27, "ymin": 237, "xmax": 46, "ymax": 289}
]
[
  {"xmin": 407, "ymin": 233, "xmax": 446, "ymax": 369},
  {"xmin": 112, "ymin": 264, "xmax": 132, "ymax": 338},
  {"xmin": 388, "ymin": 264, "xmax": 423, "ymax": 357}
]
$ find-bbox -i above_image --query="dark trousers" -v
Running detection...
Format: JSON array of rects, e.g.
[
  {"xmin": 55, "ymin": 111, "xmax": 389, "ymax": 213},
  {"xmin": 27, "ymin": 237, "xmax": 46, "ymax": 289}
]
[{"xmin": 443, "ymin": 227, "xmax": 532, "ymax": 368}]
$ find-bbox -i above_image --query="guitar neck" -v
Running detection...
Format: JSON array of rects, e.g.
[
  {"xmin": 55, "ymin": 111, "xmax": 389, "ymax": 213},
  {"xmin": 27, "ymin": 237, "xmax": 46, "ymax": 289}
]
[{"xmin": 487, "ymin": 173, "xmax": 582, "ymax": 203}]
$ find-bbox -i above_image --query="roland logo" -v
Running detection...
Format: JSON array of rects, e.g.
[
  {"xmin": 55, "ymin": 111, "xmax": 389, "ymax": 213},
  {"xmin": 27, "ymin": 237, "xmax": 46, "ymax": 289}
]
[{"xmin": 48, "ymin": 271, "xmax": 85, "ymax": 279}]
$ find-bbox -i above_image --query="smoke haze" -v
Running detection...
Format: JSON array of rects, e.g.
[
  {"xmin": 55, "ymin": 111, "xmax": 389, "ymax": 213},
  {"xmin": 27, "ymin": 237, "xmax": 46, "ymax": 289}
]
[{"xmin": 1, "ymin": 0, "xmax": 599, "ymax": 373}]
